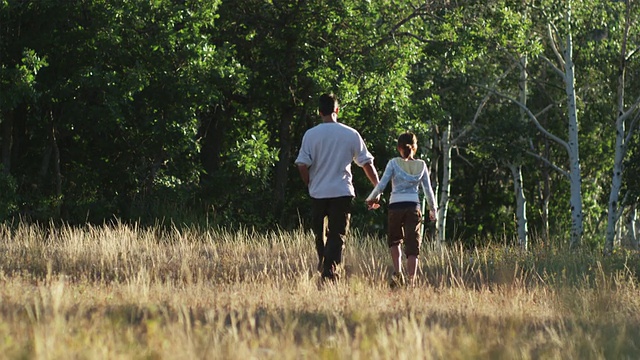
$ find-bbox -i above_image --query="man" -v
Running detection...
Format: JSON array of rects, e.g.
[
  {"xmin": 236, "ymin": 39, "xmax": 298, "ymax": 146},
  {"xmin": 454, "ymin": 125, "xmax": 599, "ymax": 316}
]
[{"xmin": 295, "ymin": 93, "xmax": 379, "ymax": 281}]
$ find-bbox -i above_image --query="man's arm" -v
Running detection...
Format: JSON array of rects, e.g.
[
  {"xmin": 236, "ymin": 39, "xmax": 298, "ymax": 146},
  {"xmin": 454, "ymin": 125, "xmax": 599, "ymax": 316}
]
[
  {"xmin": 362, "ymin": 162, "xmax": 379, "ymax": 187},
  {"xmin": 297, "ymin": 164, "xmax": 310, "ymax": 187}
]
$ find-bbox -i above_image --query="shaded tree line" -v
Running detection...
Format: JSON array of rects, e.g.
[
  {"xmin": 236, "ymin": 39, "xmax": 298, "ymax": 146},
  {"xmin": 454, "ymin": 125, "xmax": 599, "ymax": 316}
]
[{"xmin": 1, "ymin": 0, "xmax": 639, "ymax": 250}]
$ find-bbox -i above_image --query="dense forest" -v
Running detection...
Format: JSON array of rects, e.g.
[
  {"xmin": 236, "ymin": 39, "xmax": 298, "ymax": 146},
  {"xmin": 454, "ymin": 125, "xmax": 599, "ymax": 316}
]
[{"xmin": 1, "ymin": 0, "xmax": 639, "ymax": 251}]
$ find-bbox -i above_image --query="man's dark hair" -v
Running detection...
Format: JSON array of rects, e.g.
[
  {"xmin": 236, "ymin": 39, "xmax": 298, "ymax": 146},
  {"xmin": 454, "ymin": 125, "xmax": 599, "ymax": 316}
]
[{"xmin": 318, "ymin": 93, "xmax": 338, "ymax": 116}]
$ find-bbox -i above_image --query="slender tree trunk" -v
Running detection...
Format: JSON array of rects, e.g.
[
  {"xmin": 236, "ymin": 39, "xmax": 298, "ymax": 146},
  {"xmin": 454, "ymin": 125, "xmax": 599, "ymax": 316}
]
[
  {"xmin": 493, "ymin": 5, "xmax": 583, "ymax": 247},
  {"xmin": 199, "ymin": 105, "xmax": 228, "ymax": 178},
  {"xmin": 437, "ymin": 121, "xmax": 452, "ymax": 243},
  {"xmin": 52, "ymin": 136, "xmax": 62, "ymax": 214},
  {"xmin": 428, "ymin": 128, "xmax": 440, "ymax": 245},
  {"xmin": 629, "ymin": 204, "xmax": 638, "ymax": 249},
  {"xmin": 617, "ymin": 209, "xmax": 624, "ymax": 248},
  {"xmin": 564, "ymin": 7, "xmax": 584, "ymax": 248},
  {"xmin": 50, "ymin": 113, "xmax": 62, "ymax": 219},
  {"xmin": 605, "ymin": 1, "xmax": 633, "ymax": 255},
  {"xmin": 605, "ymin": 116, "xmax": 627, "ymax": 253},
  {"xmin": 432, "ymin": 65, "xmax": 510, "ymax": 244},
  {"xmin": 538, "ymin": 65, "xmax": 551, "ymax": 244},
  {"xmin": 542, "ymin": 174, "xmax": 551, "ymax": 241},
  {"xmin": 274, "ymin": 107, "xmax": 293, "ymax": 224},
  {"xmin": 509, "ymin": 163, "xmax": 528, "ymax": 250},
  {"xmin": 512, "ymin": 53, "xmax": 528, "ymax": 251},
  {"xmin": 1, "ymin": 112, "xmax": 12, "ymax": 174},
  {"xmin": 38, "ymin": 141, "xmax": 53, "ymax": 196}
]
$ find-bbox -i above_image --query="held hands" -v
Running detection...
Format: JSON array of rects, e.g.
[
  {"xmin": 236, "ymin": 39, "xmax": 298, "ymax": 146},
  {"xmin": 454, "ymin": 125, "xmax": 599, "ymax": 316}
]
[{"xmin": 366, "ymin": 196, "xmax": 381, "ymax": 210}]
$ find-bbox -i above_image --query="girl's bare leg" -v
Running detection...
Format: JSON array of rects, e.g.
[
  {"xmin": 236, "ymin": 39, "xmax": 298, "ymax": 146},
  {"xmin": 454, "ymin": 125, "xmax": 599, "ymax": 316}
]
[
  {"xmin": 390, "ymin": 244, "xmax": 402, "ymax": 274},
  {"xmin": 407, "ymin": 255, "xmax": 418, "ymax": 286},
  {"xmin": 389, "ymin": 244, "xmax": 406, "ymax": 287}
]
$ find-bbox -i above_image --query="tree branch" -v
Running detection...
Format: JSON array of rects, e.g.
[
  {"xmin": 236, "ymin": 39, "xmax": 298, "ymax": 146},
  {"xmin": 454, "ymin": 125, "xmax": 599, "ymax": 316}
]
[
  {"xmin": 452, "ymin": 146, "xmax": 474, "ymax": 167},
  {"xmin": 451, "ymin": 61, "xmax": 519, "ymax": 145},
  {"xmin": 392, "ymin": 32, "xmax": 441, "ymax": 44},
  {"xmin": 388, "ymin": 8, "xmax": 428, "ymax": 34},
  {"xmin": 374, "ymin": 2, "xmax": 454, "ymax": 49},
  {"xmin": 526, "ymin": 150, "xmax": 569, "ymax": 179},
  {"xmin": 617, "ymin": 192, "xmax": 630, "ymax": 219},
  {"xmin": 625, "ymin": 111, "xmax": 640, "ymax": 145},
  {"xmin": 477, "ymin": 85, "xmax": 570, "ymax": 154},
  {"xmin": 547, "ymin": 23, "xmax": 565, "ymax": 69},
  {"xmin": 626, "ymin": 45, "xmax": 640, "ymax": 62},
  {"xmin": 619, "ymin": 94, "xmax": 640, "ymax": 123},
  {"xmin": 539, "ymin": 54, "xmax": 565, "ymax": 78}
]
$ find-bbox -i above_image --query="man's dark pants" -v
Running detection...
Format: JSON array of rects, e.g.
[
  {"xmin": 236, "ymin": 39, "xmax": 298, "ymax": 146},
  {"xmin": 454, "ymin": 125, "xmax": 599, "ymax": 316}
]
[{"xmin": 311, "ymin": 196, "xmax": 352, "ymax": 278}]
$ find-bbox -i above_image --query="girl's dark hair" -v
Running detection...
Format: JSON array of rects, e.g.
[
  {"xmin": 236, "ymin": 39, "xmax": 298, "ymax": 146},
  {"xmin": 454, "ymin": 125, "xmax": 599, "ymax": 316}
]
[
  {"xmin": 319, "ymin": 93, "xmax": 338, "ymax": 116},
  {"xmin": 397, "ymin": 132, "xmax": 418, "ymax": 158}
]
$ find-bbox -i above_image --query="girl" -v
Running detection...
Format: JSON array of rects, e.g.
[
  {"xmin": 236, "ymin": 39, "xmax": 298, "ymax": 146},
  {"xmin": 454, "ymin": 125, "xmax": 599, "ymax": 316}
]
[{"xmin": 366, "ymin": 132, "xmax": 437, "ymax": 288}]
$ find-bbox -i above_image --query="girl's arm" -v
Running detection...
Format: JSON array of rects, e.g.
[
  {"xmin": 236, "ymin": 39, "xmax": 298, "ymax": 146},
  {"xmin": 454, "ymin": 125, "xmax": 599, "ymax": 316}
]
[
  {"xmin": 420, "ymin": 163, "xmax": 437, "ymax": 214},
  {"xmin": 366, "ymin": 160, "xmax": 394, "ymax": 202}
]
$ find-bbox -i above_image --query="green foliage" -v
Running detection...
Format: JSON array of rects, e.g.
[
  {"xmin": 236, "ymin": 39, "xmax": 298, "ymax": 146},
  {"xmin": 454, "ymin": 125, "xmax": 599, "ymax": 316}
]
[
  {"xmin": 227, "ymin": 121, "xmax": 279, "ymax": 180},
  {"xmin": 0, "ymin": 49, "xmax": 47, "ymax": 109},
  {"xmin": 1, "ymin": 0, "xmax": 226, "ymax": 222},
  {"xmin": 0, "ymin": 0, "xmax": 638, "ymax": 248}
]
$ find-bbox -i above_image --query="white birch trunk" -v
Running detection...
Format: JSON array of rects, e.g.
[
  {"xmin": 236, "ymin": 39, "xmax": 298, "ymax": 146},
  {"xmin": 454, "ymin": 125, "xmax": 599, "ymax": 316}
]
[
  {"xmin": 514, "ymin": 53, "xmax": 528, "ymax": 251},
  {"xmin": 538, "ymin": 67, "xmax": 551, "ymax": 244},
  {"xmin": 437, "ymin": 123, "xmax": 452, "ymax": 243},
  {"xmin": 432, "ymin": 65, "xmax": 515, "ymax": 245},
  {"xmin": 604, "ymin": 1, "xmax": 635, "ymax": 255},
  {"xmin": 564, "ymin": 7, "xmax": 584, "ymax": 248},
  {"xmin": 509, "ymin": 163, "xmax": 528, "ymax": 250},
  {"xmin": 490, "ymin": 3, "xmax": 588, "ymax": 247},
  {"xmin": 541, "ymin": 143, "xmax": 551, "ymax": 243},
  {"xmin": 617, "ymin": 210, "xmax": 624, "ymax": 248},
  {"xmin": 605, "ymin": 112, "xmax": 626, "ymax": 253},
  {"xmin": 629, "ymin": 205, "xmax": 638, "ymax": 249},
  {"xmin": 430, "ymin": 135, "xmax": 440, "ymax": 244}
]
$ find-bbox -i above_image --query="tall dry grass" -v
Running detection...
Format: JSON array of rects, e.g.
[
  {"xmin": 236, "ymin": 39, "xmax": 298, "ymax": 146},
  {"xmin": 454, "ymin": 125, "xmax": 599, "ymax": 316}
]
[{"xmin": 0, "ymin": 221, "xmax": 639, "ymax": 359}]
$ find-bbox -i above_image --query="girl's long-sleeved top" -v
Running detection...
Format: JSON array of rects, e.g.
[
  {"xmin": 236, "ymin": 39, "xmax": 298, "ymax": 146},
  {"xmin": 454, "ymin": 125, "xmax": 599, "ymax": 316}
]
[{"xmin": 366, "ymin": 157, "xmax": 437, "ymax": 212}]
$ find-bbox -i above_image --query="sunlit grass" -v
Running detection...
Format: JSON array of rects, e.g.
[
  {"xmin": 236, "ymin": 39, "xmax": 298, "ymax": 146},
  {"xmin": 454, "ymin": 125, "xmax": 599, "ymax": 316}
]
[{"xmin": 0, "ymin": 221, "xmax": 639, "ymax": 359}]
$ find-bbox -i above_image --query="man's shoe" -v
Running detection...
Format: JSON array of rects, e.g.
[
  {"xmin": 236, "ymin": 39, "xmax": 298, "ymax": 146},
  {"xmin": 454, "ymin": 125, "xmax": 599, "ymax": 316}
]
[
  {"xmin": 321, "ymin": 273, "xmax": 338, "ymax": 284},
  {"xmin": 321, "ymin": 264, "xmax": 341, "ymax": 283}
]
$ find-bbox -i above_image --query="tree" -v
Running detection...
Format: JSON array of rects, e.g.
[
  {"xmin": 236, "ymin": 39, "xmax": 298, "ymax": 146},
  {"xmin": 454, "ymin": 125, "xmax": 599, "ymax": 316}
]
[
  {"xmin": 212, "ymin": 0, "xmax": 424, "ymax": 227},
  {"xmin": 602, "ymin": 0, "xmax": 640, "ymax": 254},
  {"xmin": 1, "ymin": 0, "xmax": 225, "ymax": 221},
  {"xmin": 487, "ymin": 1, "xmax": 589, "ymax": 248},
  {"xmin": 390, "ymin": 0, "xmax": 537, "ymax": 243}
]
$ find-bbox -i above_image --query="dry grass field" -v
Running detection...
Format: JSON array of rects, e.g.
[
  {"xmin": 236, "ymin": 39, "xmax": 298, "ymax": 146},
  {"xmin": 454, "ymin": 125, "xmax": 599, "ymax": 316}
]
[{"xmin": 0, "ymin": 221, "xmax": 639, "ymax": 359}]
